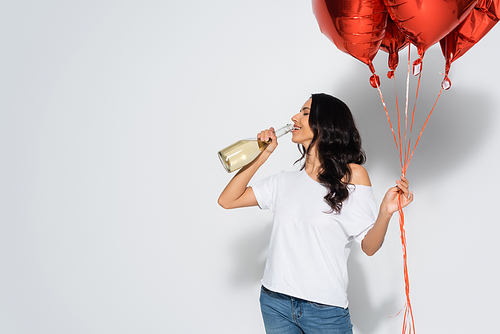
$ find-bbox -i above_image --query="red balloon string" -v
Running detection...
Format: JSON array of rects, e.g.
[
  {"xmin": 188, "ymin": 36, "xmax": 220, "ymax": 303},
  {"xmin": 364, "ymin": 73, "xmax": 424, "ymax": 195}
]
[
  {"xmin": 405, "ymin": 87, "xmax": 443, "ymax": 169},
  {"xmin": 404, "ymin": 70, "xmax": 421, "ymax": 169},
  {"xmin": 396, "ymin": 80, "xmax": 403, "ymax": 168},
  {"xmin": 398, "ymin": 192, "xmax": 415, "ymax": 334},
  {"xmin": 374, "ymin": 42, "xmax": 445, "ymax": 334},
  {"xmin": 376, "ymin": 82, "xmax": 415, "ymax": 334},
  {"xmin": 375, "ymin": 85, "xmax": 403, "ymax": 170}
]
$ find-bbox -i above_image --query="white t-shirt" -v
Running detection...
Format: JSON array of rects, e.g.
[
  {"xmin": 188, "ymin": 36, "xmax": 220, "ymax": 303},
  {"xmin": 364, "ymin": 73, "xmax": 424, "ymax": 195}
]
[{"xmin": 251, "ymin": 169, "xmax": 377, "ymax": 308}]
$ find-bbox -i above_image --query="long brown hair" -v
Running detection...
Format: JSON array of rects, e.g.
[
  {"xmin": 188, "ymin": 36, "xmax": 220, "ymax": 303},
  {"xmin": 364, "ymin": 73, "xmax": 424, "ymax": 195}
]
[{"xmin": 296, "ymin": 93, "xmax": 366, "ymax": 213}]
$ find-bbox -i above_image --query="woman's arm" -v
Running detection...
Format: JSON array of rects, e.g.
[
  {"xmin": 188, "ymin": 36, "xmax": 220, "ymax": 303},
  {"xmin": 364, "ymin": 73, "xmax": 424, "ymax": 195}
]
[
  {"xmin": 217, "ymin": 128, "xmax": 277, "ymax": 209},
  {"xmin": 361, "ymin": 176, "xmax": 413, "ymax": 256}
]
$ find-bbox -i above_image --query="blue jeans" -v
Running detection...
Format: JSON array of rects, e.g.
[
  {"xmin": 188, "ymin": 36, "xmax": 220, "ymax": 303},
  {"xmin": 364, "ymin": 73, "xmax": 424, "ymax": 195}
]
[{"xmin": 259, "ymin": 286, "xmax": 353, "ymax": 334}]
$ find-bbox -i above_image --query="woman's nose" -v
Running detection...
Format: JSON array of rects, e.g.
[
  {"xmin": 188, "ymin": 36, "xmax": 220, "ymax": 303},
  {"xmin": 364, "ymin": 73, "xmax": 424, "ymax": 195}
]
[{"xmin": 291, "ymin": 113, "xmax": 299, "ymax": 123}]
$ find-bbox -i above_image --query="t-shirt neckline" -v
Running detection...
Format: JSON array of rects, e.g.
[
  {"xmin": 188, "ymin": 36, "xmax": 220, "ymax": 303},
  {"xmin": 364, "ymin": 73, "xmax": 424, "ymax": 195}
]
[{"xmin": 301, "ymin": 169, "xmax": 372, "ymax": 189}]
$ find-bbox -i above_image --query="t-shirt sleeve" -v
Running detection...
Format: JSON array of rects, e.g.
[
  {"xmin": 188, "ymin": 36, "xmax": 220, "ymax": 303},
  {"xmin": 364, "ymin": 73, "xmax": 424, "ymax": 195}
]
[
  {"xmin": 341, "ymin": 186, "xmax": 378, "ymax": 244},
  {"xmin": 250, "ymin": 172, "xmax": 280, "ymax": 212}
]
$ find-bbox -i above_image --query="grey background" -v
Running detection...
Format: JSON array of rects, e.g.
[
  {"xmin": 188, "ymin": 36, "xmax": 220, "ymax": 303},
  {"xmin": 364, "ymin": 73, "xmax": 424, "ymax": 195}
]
[{"xmin": 1, "ymin": 1, "xmax": 499, "ymax": 333}]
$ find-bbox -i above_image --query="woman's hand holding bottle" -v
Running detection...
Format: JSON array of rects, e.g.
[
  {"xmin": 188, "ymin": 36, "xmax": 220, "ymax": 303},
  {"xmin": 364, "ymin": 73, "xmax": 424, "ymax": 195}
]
[
  {"xmin": 257, "ymin": 127, "xmax": 278, "ymax": 154},
  {"xmin": 218, "ymin": 124, "xmax": 293, "ymax": 173}
]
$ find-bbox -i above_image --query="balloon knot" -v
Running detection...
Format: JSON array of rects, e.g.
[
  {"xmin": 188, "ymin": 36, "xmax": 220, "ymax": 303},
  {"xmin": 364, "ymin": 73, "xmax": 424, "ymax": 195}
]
[
  {"xmin": 441, "ymin": 76, "xmax": 451, "ymax": 90},
  {"xmin": 412, "ymin": 59, "xmax": 422, "ymax": 76},
  {"xmin": 370, "ymin": 74, "xmax": 380, "ymax": 88}
]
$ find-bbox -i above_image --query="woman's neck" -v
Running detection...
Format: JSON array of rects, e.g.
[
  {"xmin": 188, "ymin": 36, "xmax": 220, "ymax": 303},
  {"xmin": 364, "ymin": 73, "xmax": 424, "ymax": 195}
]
[{"xmin": 304, "ymin": 145, "xmax": 322, "ymax": 181}]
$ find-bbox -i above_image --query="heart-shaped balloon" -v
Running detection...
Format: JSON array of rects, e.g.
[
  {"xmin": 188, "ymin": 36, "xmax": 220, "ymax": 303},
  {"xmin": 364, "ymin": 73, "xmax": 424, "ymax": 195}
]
[
  {"xmin": 312, "ymin": 0, "xmax": 388, "ymax": 87},
  {"xmin": 384, "ymin": 0, "xmax": 479, "ymax": 58},
  {"xmin": 440, "ymin": 0, "xmax": 500, "ymax": 88},
  {"xmin": 380, "ymin": 17, "xmax": 409, "ymax": 79}
]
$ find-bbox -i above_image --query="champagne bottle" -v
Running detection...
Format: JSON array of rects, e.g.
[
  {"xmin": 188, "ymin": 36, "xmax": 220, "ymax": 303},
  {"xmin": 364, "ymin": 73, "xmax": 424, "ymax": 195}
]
[{"xmin": 218, "ymin": 124, "xmax": 294, "ymax": 173}]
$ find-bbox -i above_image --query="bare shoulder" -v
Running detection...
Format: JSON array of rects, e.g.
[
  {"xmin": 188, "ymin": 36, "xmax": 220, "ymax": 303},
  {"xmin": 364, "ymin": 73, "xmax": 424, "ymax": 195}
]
[{"xmin": 348, "ymin": 164, "xmax": 371, "ymax": 186}]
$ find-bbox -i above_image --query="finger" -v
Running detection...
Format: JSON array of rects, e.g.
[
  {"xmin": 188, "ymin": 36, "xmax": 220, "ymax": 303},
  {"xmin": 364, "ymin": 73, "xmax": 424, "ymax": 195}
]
[
  {"xmin": 403, "ymin": 191, "xmax": 414, "ymax": 204},
  {"xmin": 257, "ymin": 131, "xmax": 264, "ymax": 141},
  {"xmin": 269, "ymin": 132, "xmax": 277, "ymax": 144},
  {"xmin": 264, "ymin": 130, "xmax": 270, "ymax": 142},
  {"xmin": 396, "ymin": 180, "xmax": 410, "ymax": 193},
  {"xmin": 267, "ymin": 128, "xmax": 277, "ymax": 142},
  {"xmin": 260, "ymin": 130, "xmax": 269, "ymax": 142},
  {"xmin": 404, "ymin": 191, "xmax": 413, "ymax": 202},
  {"xmin": 397, "ymin": 178, "xmax": 409, "ymax": 187}
]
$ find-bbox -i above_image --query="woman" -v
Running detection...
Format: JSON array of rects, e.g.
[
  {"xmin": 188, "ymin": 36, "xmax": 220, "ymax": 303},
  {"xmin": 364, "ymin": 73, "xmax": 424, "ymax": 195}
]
[{"xmin": 218, "ymin": 93, "xmax": 413, "ymax": 334}]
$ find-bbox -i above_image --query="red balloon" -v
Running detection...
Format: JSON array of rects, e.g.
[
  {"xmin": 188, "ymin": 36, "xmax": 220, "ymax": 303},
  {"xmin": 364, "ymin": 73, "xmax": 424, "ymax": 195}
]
[
  {"xmin": 384, "ymin": 0, "xmax": 478, "ymax": 58},
  {"xmin": 312, "ymin": 0, "xmax": 388, "ymax": 87},
  {"xmin": 379, "ymin": 17, "xmax": 409, "ymax": 79},
  {"xmin": 440, "ymin": 0, "xmax": 500, "ymax": 88}
]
